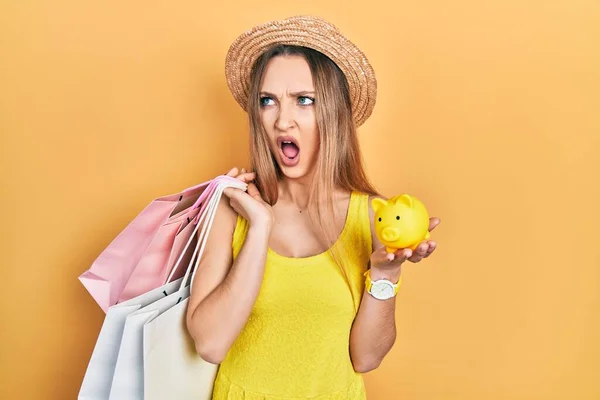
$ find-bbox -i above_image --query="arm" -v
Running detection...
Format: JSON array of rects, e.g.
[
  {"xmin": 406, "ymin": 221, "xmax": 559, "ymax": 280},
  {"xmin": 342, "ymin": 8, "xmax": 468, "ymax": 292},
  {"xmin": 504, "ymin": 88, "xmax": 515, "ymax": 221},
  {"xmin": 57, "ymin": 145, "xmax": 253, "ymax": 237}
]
[
  {"xmin": 349, "ymin": 195, "xmax": 440, "ymax": 373},
  {"xmin": 186, "ymin": 172, "xmax": 273, "ymax": 364},
  {"xmin": 349, "ymin": 195, "xmax": 400, "ymax": 373}
]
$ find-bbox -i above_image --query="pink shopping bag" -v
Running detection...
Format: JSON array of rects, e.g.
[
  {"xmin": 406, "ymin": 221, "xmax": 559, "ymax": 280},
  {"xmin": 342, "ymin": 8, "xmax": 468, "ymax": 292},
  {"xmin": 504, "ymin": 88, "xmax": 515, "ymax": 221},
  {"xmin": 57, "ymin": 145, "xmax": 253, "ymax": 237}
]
[
  {"xmin": 118, "ymin": 176, "xmax": 227, "ymax": 303},
  {"xmin": 116, "ymin": 206, "xmax": 200, "ymax": 304},
  {"xmin": 79, "ymin": 177, "xmax": 226, "ymax": 312}
]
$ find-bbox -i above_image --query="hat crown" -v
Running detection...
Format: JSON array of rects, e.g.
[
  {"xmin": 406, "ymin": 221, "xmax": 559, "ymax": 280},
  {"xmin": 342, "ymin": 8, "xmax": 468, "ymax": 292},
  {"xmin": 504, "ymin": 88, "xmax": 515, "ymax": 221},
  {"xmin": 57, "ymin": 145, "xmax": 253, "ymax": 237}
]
[{"xmin": 224, "ymin": 15, "xmax": 377, "ymax": 127}]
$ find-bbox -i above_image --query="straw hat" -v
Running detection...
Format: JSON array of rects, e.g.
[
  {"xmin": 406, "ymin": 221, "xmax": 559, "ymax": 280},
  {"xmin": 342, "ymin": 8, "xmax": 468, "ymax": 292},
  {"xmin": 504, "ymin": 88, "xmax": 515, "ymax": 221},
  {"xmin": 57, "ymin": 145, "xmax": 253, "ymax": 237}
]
[{"xmin": 224, "ymin": 15, "xmax": 377, "ymax": 127}]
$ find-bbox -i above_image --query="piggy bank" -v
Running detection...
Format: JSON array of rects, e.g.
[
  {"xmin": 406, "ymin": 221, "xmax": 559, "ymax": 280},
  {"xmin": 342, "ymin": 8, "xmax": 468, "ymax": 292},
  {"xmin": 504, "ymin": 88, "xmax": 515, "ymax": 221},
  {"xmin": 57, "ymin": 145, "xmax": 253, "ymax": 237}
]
[{"xmin": 372, "ymin": 194, "xmax": 431, "ymax": 253}]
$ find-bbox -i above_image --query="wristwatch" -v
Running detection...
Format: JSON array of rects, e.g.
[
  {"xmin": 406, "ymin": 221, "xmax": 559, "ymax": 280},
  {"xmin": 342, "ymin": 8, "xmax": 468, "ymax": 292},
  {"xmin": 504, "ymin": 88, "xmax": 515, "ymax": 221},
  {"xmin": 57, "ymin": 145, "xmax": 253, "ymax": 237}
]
[{"xmin": 365, "ymin": 270, "xmax": 401, "ymax": 300}]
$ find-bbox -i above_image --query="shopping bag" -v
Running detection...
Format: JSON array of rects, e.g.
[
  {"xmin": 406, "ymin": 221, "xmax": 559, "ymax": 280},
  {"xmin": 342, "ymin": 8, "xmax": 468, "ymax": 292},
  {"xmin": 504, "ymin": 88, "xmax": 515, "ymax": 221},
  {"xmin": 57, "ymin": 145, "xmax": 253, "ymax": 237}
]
[
  {"xmin": 142, "ymin": 181, "xmax": 237, "ymax": 400},
  {"xmin": 78, "ymin": 277, "xmax": 185, "ymax": 400},
  {"xmin": 80, "ymin": 177, "xmax": 214, "ymax": 400},
  {"xmin": 105, "ymin": 177, "xmax": 246, "ymax": 400},
  {"xmin": 79, "ymin": 191, "xmax": 209, "ymax": 400},
  {"xmin": 116, "ymin": 177, "xmax": 235, "ymax": 305},
  {"xmin": 107, "ymin": 214, "xmax": 207, "ymax": 400},
  {"xmin": 116, "ymin": 207, "xmax": 200, "ymax": 303},
  {"xmin": 108, "ymin": 286, "xmax": 192, "ymax": 399},
  {"xmin": 79, "ymin": 178, "xmax": 218, "ymax": 312}
]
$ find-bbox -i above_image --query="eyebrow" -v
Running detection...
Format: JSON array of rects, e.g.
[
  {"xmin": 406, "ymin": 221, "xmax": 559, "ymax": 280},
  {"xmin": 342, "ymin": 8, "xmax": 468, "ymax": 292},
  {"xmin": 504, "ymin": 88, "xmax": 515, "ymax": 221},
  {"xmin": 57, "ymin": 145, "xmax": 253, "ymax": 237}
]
[{"xmin": 260, "ymin": 90, "xmax": 315, "ymax": 98}]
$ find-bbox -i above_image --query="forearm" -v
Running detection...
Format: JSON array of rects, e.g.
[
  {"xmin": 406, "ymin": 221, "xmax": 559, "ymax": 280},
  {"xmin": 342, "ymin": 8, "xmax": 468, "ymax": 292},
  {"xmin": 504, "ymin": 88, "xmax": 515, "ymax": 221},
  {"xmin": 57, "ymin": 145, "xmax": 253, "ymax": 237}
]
[
  {"xmin": 349, "ymin": 267, "xmax": 401, "ymax": 373},
  {"xmin": 189, "ymin": 224, "xmax": 271, "ymax": 362}
]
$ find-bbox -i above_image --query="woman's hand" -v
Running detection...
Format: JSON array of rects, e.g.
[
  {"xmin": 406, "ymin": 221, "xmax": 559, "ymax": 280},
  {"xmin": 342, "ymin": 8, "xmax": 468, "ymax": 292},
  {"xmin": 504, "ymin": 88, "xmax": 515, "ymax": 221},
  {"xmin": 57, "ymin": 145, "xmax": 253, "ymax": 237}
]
[
  {"xmin": 369, "ymin": 217, "xmax": 441, "ymax": 282},
  {"xmin": 222, "ymin": 167, "xmax": 274, "ymax": 230}
]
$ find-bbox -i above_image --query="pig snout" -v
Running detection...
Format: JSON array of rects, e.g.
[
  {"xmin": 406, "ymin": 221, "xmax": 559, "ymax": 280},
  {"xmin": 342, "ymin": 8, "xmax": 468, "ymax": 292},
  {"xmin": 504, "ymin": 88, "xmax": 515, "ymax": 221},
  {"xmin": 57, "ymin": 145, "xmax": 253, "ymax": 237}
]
[{"xmin": 381, "ymin": 227, "xmax": 400, "ymax": 242}]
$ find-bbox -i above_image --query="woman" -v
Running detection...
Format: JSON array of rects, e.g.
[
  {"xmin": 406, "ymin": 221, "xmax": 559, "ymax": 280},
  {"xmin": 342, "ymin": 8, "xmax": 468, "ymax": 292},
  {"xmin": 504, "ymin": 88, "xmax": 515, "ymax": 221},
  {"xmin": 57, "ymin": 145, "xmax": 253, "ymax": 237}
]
[{"xmin": 186, "ymin": 15, "xmax": 440, "ymax": 399}]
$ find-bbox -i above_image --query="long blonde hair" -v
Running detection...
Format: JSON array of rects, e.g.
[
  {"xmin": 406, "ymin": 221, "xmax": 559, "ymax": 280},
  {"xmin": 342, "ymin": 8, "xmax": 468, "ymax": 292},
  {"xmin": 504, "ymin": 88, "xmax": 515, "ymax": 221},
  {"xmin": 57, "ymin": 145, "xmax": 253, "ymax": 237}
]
[{"xmin": 246, "ymin": 44, "xmax": 380, "ymax": 294}]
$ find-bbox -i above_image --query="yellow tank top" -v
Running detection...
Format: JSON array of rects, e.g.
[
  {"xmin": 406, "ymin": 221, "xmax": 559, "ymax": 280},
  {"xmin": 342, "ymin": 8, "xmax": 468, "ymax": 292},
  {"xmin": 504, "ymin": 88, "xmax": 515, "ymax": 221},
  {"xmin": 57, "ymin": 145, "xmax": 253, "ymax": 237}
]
[{"xmin": 211, "ymin": 191, "xmax": 373, "ymax": 400}]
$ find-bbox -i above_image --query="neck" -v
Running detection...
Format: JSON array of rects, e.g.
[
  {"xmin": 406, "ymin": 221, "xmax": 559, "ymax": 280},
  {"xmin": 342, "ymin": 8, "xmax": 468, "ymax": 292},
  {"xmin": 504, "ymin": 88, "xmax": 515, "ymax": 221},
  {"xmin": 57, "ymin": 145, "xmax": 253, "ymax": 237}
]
[
  {"xmin": 277, "ymin": 177, "xmax": 313, "ymax": 210},
  {"xmin": 277, "ymin": 175, "xmax": 348, "ymax": 212}
]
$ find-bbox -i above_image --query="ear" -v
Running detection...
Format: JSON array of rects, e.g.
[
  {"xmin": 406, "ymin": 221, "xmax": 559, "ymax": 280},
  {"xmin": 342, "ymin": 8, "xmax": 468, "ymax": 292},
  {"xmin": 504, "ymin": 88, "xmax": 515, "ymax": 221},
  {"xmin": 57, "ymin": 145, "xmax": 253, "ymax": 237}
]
[
  {"xmin": 394, "ymin": 194, "xmax": 413, "ymax": 207},
  {"xmin": 371, "ymin": 197, "xmax": 388, "ymax": 213}
]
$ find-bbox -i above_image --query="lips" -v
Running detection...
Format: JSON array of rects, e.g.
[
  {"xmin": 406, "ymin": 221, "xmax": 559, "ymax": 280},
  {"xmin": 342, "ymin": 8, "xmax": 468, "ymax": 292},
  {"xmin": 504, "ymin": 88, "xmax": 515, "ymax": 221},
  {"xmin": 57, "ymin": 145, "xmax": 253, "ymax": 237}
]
[{"xmin": 276, "ymin": 136, "xmax": 300, "ymax": 167}]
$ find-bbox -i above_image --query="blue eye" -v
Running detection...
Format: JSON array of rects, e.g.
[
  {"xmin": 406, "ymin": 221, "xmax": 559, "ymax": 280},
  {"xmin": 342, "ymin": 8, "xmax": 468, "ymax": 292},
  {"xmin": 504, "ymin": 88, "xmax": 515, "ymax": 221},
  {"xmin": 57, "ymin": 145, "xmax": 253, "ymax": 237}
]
[
  {"xmin": 260, "ymin": 97, "xmax": 275, "ymax": 106},
  {"xmin": 298, "ymin": 96, "xmax": 314, "ymax": 106}
]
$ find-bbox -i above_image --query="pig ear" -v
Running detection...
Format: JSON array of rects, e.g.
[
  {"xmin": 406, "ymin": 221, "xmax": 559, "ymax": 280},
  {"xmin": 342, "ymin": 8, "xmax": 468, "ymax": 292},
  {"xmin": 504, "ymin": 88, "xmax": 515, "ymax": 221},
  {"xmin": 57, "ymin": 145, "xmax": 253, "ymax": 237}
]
[
  {"xmin": 371, "ymin": 197, "xmax": 388, "ymax": 213},
  {"xmin": 394, "ymin": 194, "xmax": 414, "ymax": 207}
]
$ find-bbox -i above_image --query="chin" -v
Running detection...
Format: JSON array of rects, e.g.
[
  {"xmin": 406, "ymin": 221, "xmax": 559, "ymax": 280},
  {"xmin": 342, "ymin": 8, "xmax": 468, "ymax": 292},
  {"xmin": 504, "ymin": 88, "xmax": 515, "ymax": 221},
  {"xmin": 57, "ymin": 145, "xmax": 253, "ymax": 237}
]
[{"xmin": 278, "ymin": 161, "xmax": 313, "ymax": 180}]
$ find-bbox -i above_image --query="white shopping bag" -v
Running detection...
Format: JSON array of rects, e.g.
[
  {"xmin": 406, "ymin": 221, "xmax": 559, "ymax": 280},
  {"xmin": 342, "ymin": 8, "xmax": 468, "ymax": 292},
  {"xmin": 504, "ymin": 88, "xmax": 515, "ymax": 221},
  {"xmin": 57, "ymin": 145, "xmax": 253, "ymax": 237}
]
[
  {"xmin": 78, "ymin": 277, "xmax": 185, "ymax": 400},
  {"xmin": 143, "ymin": 297, "xmax": 218, "ymax": 400},
  {"xmin": 108, "ymin": 285, "xmax": 191, "ymax": 400}
]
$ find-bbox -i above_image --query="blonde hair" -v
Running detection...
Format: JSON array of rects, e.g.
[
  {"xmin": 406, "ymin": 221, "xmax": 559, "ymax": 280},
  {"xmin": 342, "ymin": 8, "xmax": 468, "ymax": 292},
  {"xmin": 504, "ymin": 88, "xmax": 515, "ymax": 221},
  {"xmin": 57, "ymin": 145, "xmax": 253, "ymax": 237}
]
[{"xmin": 247, "ymin": 45, "xmax": 380, "ymax": 296}]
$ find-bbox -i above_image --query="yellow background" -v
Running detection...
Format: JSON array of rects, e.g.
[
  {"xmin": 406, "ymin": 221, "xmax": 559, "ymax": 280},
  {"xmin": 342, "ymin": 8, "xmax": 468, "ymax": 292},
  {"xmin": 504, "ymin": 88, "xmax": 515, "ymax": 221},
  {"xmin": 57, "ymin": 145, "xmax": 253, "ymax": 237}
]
[{"xmin": 1, "ymin": 0, "xmax": 599, "ymax": 399}]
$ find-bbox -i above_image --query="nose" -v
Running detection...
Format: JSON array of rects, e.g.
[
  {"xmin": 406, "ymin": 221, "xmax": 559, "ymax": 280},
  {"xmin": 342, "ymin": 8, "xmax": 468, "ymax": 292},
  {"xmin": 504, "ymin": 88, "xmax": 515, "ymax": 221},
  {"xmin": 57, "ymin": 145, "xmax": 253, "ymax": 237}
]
[
  {"xmin": 275, "ymin": 101, "xmax": 295, "ymax": 131},
  {"xmin": 381, "ymin": 227, "xmax": 400, "ymax": 242}
]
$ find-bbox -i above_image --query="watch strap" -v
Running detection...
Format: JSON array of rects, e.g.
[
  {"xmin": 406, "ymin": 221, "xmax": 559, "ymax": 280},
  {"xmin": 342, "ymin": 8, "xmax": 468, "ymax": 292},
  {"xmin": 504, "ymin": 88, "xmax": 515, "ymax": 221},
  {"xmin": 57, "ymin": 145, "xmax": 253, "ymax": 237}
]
[{"xmin": 364, "ymin": 269, "xmax": 401, "ymax": 296}]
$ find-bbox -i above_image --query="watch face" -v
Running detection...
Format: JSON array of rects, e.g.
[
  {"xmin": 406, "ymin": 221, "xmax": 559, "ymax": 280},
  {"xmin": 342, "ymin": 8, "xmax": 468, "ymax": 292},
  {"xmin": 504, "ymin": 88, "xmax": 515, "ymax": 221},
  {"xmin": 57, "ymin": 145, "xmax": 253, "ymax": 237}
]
[{"xmin": 371, "ymin": 281, "xmax": 395, "ymax": 300}]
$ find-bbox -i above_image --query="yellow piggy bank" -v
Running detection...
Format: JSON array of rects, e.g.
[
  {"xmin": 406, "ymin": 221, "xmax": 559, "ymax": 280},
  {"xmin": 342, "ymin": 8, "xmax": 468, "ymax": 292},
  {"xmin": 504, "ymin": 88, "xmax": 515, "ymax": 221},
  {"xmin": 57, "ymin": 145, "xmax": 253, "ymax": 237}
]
[{"xmin": 372, "ymin": 194, "xmax": 431, "ymax": 253}]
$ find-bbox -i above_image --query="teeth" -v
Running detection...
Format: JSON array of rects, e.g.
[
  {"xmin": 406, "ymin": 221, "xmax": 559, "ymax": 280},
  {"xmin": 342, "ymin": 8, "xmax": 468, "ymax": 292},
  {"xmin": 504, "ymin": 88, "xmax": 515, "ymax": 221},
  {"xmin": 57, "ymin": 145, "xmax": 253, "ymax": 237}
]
[{"xmin": 283, "ymin": 141, "xmax": 292, "ymax": 144}]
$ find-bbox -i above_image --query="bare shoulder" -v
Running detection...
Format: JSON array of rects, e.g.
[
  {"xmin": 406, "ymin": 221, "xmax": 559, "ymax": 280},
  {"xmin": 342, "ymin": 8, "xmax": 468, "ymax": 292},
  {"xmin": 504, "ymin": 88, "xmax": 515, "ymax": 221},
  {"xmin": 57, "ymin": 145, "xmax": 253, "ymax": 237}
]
[{"xmin": 367, "ymin": 194, "xmax": 388, "ymax": 252}]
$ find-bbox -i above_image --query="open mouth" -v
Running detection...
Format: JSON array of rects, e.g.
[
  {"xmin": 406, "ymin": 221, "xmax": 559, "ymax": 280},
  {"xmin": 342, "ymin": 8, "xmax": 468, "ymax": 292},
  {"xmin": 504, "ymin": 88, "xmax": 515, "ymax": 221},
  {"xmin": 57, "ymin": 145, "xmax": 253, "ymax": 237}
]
[{"xmin": 277, "ymin": 136, "xmax": 300, "ymax": 167}]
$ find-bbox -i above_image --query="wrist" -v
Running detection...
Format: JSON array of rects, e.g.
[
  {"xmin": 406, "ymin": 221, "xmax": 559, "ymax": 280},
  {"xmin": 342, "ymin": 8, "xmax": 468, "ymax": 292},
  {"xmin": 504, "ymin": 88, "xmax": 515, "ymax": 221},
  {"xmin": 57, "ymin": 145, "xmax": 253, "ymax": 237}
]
[
  {"xmin": 364, "ymin": 268, "xmax": 402, "ymax": 301},
  {"xmin": 248, "ymin": 221, "xmax": 273, "ymax": 237},
  {"xmin": 368, "ymin": 266, "xmax": 401, "ymax": 283},
  {"xmin": 249, "ymin": 212, "xmax": 274, "ymax": 230}
]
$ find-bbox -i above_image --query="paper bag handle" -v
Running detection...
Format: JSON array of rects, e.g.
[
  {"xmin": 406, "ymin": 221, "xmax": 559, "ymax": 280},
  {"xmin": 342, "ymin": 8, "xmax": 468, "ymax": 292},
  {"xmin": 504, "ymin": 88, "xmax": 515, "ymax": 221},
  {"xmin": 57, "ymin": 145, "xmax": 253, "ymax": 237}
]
[{"xmin": 166, "ymin": 177, "xmax": 247, "ymax": 290}]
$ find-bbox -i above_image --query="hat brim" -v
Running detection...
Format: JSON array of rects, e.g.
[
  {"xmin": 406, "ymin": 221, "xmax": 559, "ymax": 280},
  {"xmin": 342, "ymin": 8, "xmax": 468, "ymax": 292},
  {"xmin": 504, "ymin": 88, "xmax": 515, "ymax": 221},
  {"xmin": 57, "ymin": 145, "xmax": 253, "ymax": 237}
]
[{"xmin": 225, "ymin": 15, "xmax": 377, "ymax": 127}]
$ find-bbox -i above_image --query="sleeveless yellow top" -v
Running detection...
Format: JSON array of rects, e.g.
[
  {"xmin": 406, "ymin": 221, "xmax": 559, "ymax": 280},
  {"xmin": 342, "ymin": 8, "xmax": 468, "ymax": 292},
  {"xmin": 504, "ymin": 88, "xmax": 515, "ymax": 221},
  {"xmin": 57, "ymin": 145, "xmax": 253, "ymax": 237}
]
[{"xmin": 212, "ymin": 191, "xmax": 373, "ymax": 400}]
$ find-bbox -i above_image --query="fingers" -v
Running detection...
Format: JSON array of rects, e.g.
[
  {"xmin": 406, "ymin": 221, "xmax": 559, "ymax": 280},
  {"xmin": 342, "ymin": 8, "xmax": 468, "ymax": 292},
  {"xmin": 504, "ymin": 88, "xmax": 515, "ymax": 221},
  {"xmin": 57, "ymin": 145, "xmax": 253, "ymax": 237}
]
[
  {"xmin": 429, "ymin": 217, "xmax": 441, "ymax": 232},
  {"xmin": 379, "ymin": 247, "xmax": 411, "ymax": 265},
  {"xmin": 373, "ymin": 238, "xmax": 439, "ymax": 269},
  {"xmin": 392, "ymin": 248, "xmax": 412, "ymax": 262},
  {"xmin": 246, "ymin": 182, "xmax": 265, "ymax": 202},
  {"xmin": 224, "ymin": 167, "xmax": 256, "ymax": 185},
  {"xmin": 223, "ymin": 187, "xmax": 242, "ymax": 200},
  {"xmin": 423, "ymin": 240, "xmax": 437, "ymax": 258},
  {"xmin": 235, "ymin": 172, "xmax": 256, "ymax": 183},
  {"xmin": 226, "ymin": 166, "xmax": 254, "ymax": 177},
  {"xmin": 408, "ymin": 242, "xmax": 428, "ymax": 263},
  {"xmin": 225, "ymin": 167, "xmax": 238, "ymax": 177},
  {"xmin": 408, "ymin": 240, "xmax": 437, "ymax": 263},
  {"xmin": 223, "ymin": 173, "xmax": 264, "ymax": 204}
]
